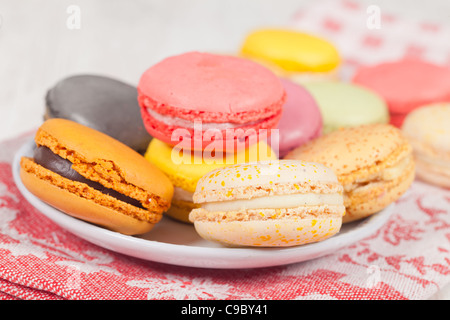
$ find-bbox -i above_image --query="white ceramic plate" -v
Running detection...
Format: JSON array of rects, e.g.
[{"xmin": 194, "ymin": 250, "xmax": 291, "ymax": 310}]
[{"xmin": 12, "ymin": 139, "xmax": 395, "ymax": 269}]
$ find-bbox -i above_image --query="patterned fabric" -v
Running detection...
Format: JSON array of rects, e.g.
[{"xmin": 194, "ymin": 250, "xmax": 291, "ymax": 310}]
[
  {"xmin": 291, "ymin": 0, "xmax": 450, "ymax": 80},
  {"xmin": 1, "ymin": 0, "xmax": 450, "ymax": 300}
]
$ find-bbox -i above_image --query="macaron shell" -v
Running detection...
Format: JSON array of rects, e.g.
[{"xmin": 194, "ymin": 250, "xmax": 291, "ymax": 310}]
[
  {"xmin": 302, "ymin": 81, "xmax": 389, "ymax": 134},
  {"xmin": 195, "ymin": 160, "xmax": 339, "ymax": 195},
  {"xmin": 240, "ymin": 29, "xmax": 340, "ymax": 73},
  {"xmin": 20, "ymin": 166, "xmax": 155, "ymax": 235},
  {"xmin": 272, "ymin": 79, "xmax": 322, "ymax": 157},
  {"xmin": 138, "ymin": 51, "xmax": 285, "ymax": 117},
  {"xmin": 353, "ymin": 59, "xmax": 450, "ymax": 127},
  {"xmin": 285, "ymin": 124, "xmax": 408, "ymax": 177},
  {"xmin": 193, "ymin": 217, "xmax": 342, "ymax": 247},
  {"xmin": 45, "ymin": 74, "xmax": 152, "ymax": 154},
  {"xmin": 36, "ymin": 119, "xmax": 174, "ymax": 202}
]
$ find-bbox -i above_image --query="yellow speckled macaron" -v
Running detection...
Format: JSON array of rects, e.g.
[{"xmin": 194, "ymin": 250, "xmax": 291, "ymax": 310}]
[
  {"xmin": 285, "ymin": 124, "xmax": 415, "ymax": 222},
  {"xmin": 240, "ymin": 28, "xmax": 341, "ymax": 83},
  {"xmin": 402, "ymin": 103, "xmax": 450, "ymax": 188},
  {"xmin": 189, "ymin": 160, "xmax": 345, "ymax": 247},
  {"xmin": 145, "ymin": 138, "xmax": 277, "ymax": 223}
]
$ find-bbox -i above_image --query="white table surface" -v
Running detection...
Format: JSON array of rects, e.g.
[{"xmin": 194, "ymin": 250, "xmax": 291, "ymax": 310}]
[{"xmin": 0, "ymin": 0, "xmax": 449, "ymax": 300}]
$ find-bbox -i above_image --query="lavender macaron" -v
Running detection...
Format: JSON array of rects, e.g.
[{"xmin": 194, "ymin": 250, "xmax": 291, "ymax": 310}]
[{"xmin": 270, "ymin": 78, "xmax": 322, "ymax": 158}]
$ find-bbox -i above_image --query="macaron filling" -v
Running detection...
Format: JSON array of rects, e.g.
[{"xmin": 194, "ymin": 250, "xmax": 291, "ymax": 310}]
[
  {"xmin": 33, "ymin": 146, "xmax": 145, "ymax": 209},
  {"xmin": 201, "ymin": 192, "xmax": 344, "ymax": 212},
  {"xmin": 141, "ymin": 104, "xmax": 283, "ymax": 149},
  {"xmin": 146, "ymin": 108, "xmax": 266, "ymax": 130}
]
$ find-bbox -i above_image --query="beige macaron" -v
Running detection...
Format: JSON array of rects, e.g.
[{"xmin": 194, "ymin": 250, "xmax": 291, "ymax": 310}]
[
  {"xmin": 402, "ymin": 103, "xmax": 450, "ymax": 188},
  {"xmin": 189, "ymin": 160, "xmax": 345, "ymax": 247},
  {"xmin": 285, "ymin": 124, "xmax": 415, "ymax": 222}
]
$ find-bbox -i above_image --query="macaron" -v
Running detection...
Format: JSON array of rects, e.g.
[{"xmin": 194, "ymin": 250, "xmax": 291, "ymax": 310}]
[
  {"xmin": 19, "ymin": 119, "xmax": 173, "ymax": 235},
  {"xmin": 271, "ymin": 79, "xmax": 322, "ymax": 158},
  {"xmin": 353, "ymin": 59, "xmax": 450, "ymax": 127},
  {"xmin": 402, "ymin": 103, "xmax": 450, "ymax": 188},
  {"xmin": 285, "ymin": 124, "xmax": 415, "ymax": 223},
  {"xmin": 45, "ymin": 74, "xmax": 152, "ymax": 154},
  {"xmin": 302, "ymin": 81, "xmax": 389, "ymax": 134},
  {"xmin": 240, "ymin": 28, "xmax": 341, "ymax": 83},
  {"xmin": 137, "ymin": 51, "xmax": 286, "ymax": 152},
  {"xmin": 189, "ymin": 160, "xmax": 345, "ymax": 247},
  {"xmin": 144, "ymin": 138, "xmax": 277, "ymax": 223}
]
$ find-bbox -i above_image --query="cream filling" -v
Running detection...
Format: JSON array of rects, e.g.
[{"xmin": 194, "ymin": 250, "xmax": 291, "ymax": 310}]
[
  {"xmin": 201, "ymin": 193, "xmax": 343, "ymax": 213},
  {"xmin": 146, "ymin": 108, "xmax": 263, "ymax": 130}
]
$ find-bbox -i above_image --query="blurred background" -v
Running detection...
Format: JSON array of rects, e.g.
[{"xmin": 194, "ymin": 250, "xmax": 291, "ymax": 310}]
[{"xmin": 1, "ymin": 0, "xmax": 450, "ymax": 141}]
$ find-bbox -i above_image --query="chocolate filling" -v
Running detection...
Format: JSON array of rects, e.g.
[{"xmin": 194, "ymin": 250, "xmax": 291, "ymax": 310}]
[{"xmin": 33, "ymin": 146, "xmax": 145, "ymax": 209}]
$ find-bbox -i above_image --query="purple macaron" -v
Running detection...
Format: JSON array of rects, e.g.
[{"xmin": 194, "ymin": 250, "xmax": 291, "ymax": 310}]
[{"xmin": 271, "ymin": 78, "xmax": 323, "ymax": 158}]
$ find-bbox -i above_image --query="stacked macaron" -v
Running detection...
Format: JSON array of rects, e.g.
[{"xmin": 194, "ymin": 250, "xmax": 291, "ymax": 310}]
[
  {"xmin": 137, "ymin": 52, "xmax": 286, "ymax": 152},
  {"xmin": 144, "ymin": 138, "xmax": 277, "ymax": 223},
  {"xmin": 137, "ymin": 52, "xmax": 286, "ymax": 224}
]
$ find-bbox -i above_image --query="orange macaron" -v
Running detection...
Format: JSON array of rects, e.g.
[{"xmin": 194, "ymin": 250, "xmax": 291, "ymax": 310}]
[
  {"xmin": 285, "ymin": 124, "xmax": 415, "ymax": 222},
  {"xmin": 20, "ymin": 119, "xmax": 174, "ymax": 235}
]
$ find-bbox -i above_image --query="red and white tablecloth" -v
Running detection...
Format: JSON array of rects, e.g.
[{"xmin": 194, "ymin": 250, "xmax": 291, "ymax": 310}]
[{"xmin": 1, "ymin": 0, "xmax": 449, "ymax": 300}]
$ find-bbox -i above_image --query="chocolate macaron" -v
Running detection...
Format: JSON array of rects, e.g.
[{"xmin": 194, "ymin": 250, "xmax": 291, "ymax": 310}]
[
  {"xmin": 45, "ymin": 74, "xmax": 152, "ymax": 154},
  {"xmin": 20, "ymin": 119, "xmax": 173, "ymax": 235}
]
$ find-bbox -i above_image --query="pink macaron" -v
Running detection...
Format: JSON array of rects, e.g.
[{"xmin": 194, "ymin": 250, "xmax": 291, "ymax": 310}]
[
  {"xmin": 137, "ymin": 52, "xmax": 286, "ymax": 152},
  {"xmin": 271, "ymin": 78, "xmax": 322, "ymax": 158},
  {"xmin": 353, "ymin": 58, "xmax": 450, "ymax": 127}
]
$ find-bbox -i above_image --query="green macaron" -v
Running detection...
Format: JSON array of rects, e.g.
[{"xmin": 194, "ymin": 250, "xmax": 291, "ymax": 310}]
[{"xmin": 303, "ymin": 81, "xmax": 389, "ymax": 134}]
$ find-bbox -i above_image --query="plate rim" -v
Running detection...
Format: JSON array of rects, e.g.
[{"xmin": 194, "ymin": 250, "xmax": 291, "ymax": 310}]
[{"xmin": 11, "ymin": 138, "xmax": 395, "ymax": 269}]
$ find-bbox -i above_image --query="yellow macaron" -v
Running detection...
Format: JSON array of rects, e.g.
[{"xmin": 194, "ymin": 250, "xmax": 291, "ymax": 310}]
[
  {"xmin": 285, "ymin": 124, "xmax": 415, "ymax": 222},
  {"xmin": 240, "ymin": 28, "xmax": 341, "ymax": 83},
  {"xmin": 189, "ymin": 160, "xmax": 345, "ymax": 247},
  {"xmin": 145, "ymin": 138, "xmax": 277, "ymax": 223}
]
